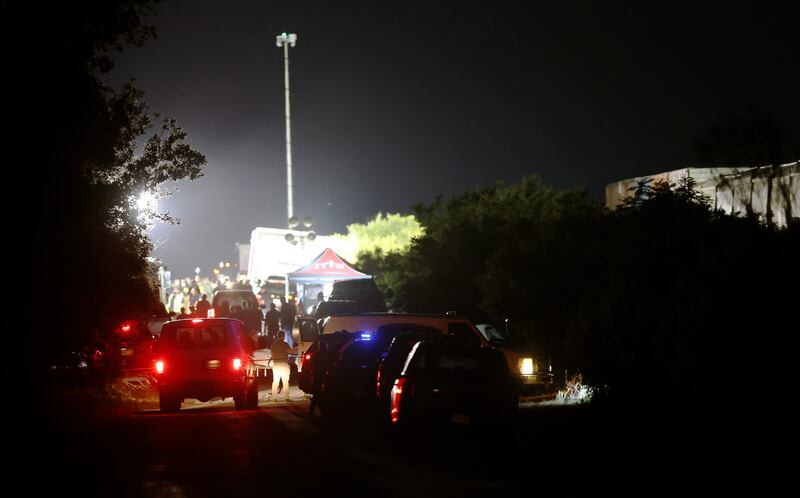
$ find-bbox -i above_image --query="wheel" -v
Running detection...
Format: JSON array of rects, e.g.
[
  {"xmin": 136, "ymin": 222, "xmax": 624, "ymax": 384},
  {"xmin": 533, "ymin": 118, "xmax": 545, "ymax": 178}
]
[
  {"xmin": 159, "ymin": 391, "xmax": 181, "ymax": 412},
  {"xmin": 246, "ymin": 381, "xmax": 259, "ymax": 409},
  {"xmin": 234, "ymin": 390, "xmax": 247, "ymax": 410}
]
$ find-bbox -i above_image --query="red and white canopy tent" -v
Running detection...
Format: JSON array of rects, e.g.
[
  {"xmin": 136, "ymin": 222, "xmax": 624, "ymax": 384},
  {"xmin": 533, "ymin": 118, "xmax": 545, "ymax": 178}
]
[
  {"xmin": 287, "ymin": 248, "xmax": 371, "ymax": 308},
  {"xmin": 288, "ymin": 248, "xmax": 369, "ymax": 283}
]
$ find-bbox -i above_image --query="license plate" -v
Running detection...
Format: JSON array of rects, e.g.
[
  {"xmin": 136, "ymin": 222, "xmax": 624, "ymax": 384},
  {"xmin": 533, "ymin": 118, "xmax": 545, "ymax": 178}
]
[
  {"xmin": 451, "ymin": 413, "xmax": 471, "ymax": 424},
  {"xmin": 205, "ymin": 359, "xmax": 221, "ymax": 369},
  {"xmin": 121, "ymin": 349, "xmax": 133, "ymax": 356}
]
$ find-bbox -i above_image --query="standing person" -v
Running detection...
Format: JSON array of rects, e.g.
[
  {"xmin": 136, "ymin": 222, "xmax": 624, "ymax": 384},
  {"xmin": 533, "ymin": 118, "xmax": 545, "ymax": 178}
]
[
  {"xmin": 279, "ymin": 296, "xmax": 297, "ymax": 347},
  {"xmin": 240, "ymin": 300, "xmax": 263, "ymax": 337},
  {"xmin": 167, "ymin": 287, "xmax": 184, "ymax": 314},
  {"xmin": 270, "ymin": 331, "xmax": 296, "ymax": 402},
  {"xmin": 189, "ymin": 287, "xmax": 200, "ymax": 308},
  {"xmin": 264, "ymin": 302, "xmax": 280, "ymax": 340},
  {"xmin": 196, "ymin": 294, "xmax": 211, "ymax": 317},
  {"xmin": 313, "ymin": 291, "xmax": 325, "ymax": 315}
]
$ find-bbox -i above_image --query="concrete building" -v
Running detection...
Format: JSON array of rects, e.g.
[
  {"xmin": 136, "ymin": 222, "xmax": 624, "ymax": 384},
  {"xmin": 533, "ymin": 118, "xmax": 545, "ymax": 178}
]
[{"xmin": 606, "ymin": 161, "xmax": 799, "ymax": 227}]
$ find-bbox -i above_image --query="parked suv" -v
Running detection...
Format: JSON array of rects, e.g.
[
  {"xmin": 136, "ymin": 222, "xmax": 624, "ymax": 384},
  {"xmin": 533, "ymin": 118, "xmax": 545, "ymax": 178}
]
[
  {"xmin": 154, "ymin": 318, "xmax": 258, "ymax": 412},
  {"xmin": 390, "ymin": 339, "xmax": 514, "ymax": 427},
  {"xmin": 211, "ymin": 290, "xmax": 258, "ymax": 316}
]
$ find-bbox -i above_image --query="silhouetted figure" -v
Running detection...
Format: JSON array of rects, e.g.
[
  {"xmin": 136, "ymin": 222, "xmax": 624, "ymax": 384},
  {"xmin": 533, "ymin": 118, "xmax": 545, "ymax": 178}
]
[
  {"xmin": 196, "ymin": 294, "xmax": 211, "ymax": 317},
  {"xmin": 264, "ymin": 302, "xmax": 280, "ymax": 339},
  {"xmin": 313, "ymin": 291, "xmax": 325, "ymax": 315},
  {"xmin": 280, "ymin": 296, "xmax": 296, "ymax": 347},
  {"xmin": 176, "ymin": 307, "xmax": 191, "ymax": 320},
  {"xmin": 240, "ymin": 300, "xmax": 263, "ymax": 336}
]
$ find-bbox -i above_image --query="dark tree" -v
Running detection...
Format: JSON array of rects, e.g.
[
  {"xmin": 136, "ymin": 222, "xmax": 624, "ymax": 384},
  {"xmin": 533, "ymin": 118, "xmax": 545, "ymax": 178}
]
[{"xmin": 8, "ymin": 1, "xmax": 207, "ymax": 375}]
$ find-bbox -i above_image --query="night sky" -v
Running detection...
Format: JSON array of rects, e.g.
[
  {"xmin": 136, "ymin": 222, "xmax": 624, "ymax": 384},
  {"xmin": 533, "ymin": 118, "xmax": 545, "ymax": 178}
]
[{"xmin": 112, "ymin": 0, "xmax": 800, "ymax": 277}]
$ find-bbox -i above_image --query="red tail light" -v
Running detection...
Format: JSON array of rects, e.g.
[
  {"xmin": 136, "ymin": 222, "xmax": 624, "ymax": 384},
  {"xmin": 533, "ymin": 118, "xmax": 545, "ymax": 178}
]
[
  {"xmin": 390, "ymin": 377, "xmax": 406, "ymax": 424},
  {"xmin": 155, "ymin": 360, "xmax": 165, "ymax": 374},
  {"xmin": 121, "ymin": 324, "xmax": 132, "ymax": 332},
  {"xmin": 232, "ymin": 358, "xmax": 242, "ymax": 370},
  {"xmin": 301, "ymin": 352, "xmax": 312, "ymax": 370},
  {"xmin": 192, "ymin": 318, "xmax": 204, "ymax": 323},
  {"xmin": 376, "ymin": 370, "xmax": 381, "ymax": 397}
]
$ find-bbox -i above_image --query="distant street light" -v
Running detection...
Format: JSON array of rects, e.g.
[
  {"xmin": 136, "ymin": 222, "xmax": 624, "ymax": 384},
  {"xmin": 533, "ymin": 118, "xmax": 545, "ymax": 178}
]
[{"xmin": 276, "ymin": 32, "xmax": 298, "ymax": 229}]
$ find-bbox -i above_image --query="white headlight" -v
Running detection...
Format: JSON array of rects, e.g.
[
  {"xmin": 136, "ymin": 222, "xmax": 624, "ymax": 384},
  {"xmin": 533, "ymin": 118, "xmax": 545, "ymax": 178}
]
[{"xmin": 520, "ymin": 358, "xmax": 534, "ymax": 375}]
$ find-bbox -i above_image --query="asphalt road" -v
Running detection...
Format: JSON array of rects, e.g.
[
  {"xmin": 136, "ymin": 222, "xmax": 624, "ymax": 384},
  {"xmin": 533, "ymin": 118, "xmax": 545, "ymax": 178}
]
[{"xmin": 23, "ymin": 380, "xmax": 734, "ymax": 497}]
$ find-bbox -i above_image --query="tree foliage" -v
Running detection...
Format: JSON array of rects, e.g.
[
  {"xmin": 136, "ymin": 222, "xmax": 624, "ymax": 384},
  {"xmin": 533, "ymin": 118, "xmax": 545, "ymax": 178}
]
[
  {"xmin": 366, "ymin": 175, "xmax": 798, "ymax": 420},
  {"xmin": 18, "ymin": 1, "xmax": 207, "ymax": 370},
  {"xmin": 333, "ymin": 212, "xmax": 423, "ymax": 262}
]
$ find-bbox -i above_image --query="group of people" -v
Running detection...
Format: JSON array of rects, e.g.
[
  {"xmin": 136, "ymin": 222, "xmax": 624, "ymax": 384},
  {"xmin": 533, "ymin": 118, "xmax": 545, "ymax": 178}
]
[{"xmin": 173, "ymin": 293, "xmax": 212, "ymax": 319}]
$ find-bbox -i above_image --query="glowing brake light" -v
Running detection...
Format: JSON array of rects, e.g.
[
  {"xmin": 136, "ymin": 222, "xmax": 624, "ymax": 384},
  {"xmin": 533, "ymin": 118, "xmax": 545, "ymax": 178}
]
[
  {"xmin": 304, "ymin": 354, "xmax": 312, "ymax": 361},
  {"xmin": 155, "ymin": 360, "xmax": 165, "ymax": 374},
  {"xmin": 121, "ymin": 324, "xmax": 132, "ymax": 332},
  {"xmin": 192, "ymin": 319, "xmax": 204, "ymax": 323},
  {"xmin": 232, "ymin": 358, "xmax": 242, "ymax": 370}
]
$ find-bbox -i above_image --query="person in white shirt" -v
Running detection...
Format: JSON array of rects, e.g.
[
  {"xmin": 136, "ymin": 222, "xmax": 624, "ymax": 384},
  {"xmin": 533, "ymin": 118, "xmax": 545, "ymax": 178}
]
[{"xmin": 270, "ymin": 331, "xmax": 296, "ymax": 402}]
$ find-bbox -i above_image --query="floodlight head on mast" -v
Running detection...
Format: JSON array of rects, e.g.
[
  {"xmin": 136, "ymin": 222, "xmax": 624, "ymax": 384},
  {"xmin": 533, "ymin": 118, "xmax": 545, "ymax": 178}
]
[{"xmin": 276, "ymin": 32, "xmax": 297, "ymax": 47}]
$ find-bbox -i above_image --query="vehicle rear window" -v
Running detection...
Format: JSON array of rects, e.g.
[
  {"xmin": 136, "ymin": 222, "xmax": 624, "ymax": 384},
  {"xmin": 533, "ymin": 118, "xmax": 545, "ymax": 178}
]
[
  {"xmin": 162, "ymin": 324, "xmax": 229, "ymax": 350},
  {"xmin": 213, "ymin": 292, "xmax": 258, "ymax": 310},
  {"xmin": 419, "ymin": 350, "xmax": 480, "ymax": 371},
  {"xmin": 341, "ymin": 340, "xmax": 379, "ymax": 365}
]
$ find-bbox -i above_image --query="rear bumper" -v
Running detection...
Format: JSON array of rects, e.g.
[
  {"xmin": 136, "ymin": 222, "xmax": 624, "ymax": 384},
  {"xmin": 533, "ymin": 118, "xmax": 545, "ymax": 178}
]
[
  {"xmin": 516, "ymin": 374, "xmax": 556, "ymax": 396},
  {"xmin": 157, "ymin": 377, "xmax": 251, "ymax": 399}
]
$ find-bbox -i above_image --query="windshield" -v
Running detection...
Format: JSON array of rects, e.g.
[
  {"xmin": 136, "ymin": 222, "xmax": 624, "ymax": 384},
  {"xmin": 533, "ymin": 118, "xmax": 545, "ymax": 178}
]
[{"xmin": 475, "ymin": 323, "xmax": 505, "ymax": 342}]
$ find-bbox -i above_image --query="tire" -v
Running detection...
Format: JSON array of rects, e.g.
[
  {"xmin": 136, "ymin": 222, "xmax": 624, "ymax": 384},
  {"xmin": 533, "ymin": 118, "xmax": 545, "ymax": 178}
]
[
  {"xmin": 234, "ymin": 390, "xmax": 247, "ymax": 410},
  {"xmin": 246, "ymin": 381, "xmax": 259, "ymax": 409},
  {"xmin": 159, "ymin": 391, "xmax": 181, "ymax": 412}
]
